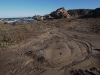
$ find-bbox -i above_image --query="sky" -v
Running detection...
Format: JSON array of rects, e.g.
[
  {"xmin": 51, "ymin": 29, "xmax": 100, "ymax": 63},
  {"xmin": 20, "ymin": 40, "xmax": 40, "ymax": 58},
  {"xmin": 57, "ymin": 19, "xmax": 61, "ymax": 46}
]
[{"xmin": 0, "ymin": 0, "xmax": 100, "ymax": 18}]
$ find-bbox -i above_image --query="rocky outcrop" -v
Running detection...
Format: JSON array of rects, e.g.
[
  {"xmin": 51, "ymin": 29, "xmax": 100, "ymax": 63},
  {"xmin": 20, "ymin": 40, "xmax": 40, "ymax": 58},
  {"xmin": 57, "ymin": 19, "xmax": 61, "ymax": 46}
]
[
  {"xmin": 68, "ymin": 9, "xmax": 92, "ymax": 18},
  {"xmin": 68, "ymin": 8, "xmax": 100, "ymax": 18},
  {"xmin": 32, "ymin": 7, "xmax": 70, "ymax": 20},
  {"xmin": 91, "ymin": 8, "xmax": 100, "ymax": 18},
  {"xmin": 32, "ymin": 7, "xmax": 100, "ymax": 20},
  {"xmin": 50, "ymin": 7, "xmax": 70, "ymax": 19},
  {"xmin": 84, "ymin": 8, "xmax": 100, "ymax": 18}
]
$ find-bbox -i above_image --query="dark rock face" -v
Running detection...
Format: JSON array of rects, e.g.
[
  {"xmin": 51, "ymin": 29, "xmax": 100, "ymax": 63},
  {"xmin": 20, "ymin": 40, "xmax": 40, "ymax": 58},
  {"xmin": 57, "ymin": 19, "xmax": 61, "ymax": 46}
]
[
  {"xmin": 86, "ymin": 8, "xmax": 100, "ymax": 18},
  {"xmin": 50, "ymin": 7, "xmax": 70, "ymax": 19},
  {"xmin": 68, "ymin": 8, "xmax": 100, "ymax": 18},
  {"xmin": 68, "ymin": 9, "xmax": 92, "ymax": 18}
]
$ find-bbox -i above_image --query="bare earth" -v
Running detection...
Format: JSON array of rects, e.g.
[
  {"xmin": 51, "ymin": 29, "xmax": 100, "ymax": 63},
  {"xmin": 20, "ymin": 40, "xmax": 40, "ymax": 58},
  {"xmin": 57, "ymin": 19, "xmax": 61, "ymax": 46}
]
[{"xmin": 0, "ymin": 18, "xmax": 100, "ymax": 75}]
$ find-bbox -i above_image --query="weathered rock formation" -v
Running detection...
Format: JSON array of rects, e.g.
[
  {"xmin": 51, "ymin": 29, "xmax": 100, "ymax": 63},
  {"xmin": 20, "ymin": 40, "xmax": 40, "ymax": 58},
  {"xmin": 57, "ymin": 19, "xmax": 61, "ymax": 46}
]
[
  {"xmin": 32, "ymin": 7, "xmax": 70, "ymax": 20},
  {"xmin": 50, "ymin": 7, "xmax": 70, "ymax": 19},
  {"xmin": 32, "ymin": 7, "xmax": 100, "ymax": 20}
]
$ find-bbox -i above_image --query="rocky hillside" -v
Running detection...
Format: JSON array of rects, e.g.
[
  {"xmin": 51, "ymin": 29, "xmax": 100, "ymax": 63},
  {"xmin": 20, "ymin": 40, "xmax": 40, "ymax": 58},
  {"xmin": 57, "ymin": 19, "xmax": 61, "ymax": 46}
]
[
  {"xmin": 32, "ymin": 7, "xmax": 100, "ymax": 20},
  {"xmin": 68, "ymin": 9, "xmax": 93, "ymax": 18},
  {"xmin": 68, "ymin": 7, "xmax": 100, "ymax": 18},
  {"xmin": 83, "ymin": 8, "xmax": 100, "ymax": 18}
]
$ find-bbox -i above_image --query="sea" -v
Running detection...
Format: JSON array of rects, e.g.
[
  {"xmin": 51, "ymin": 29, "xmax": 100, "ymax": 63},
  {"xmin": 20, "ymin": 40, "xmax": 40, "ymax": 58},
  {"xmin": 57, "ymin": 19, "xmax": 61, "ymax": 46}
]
[{"xmin": 0, "ymin": 17, "xmax": 34, "ymax": 23}]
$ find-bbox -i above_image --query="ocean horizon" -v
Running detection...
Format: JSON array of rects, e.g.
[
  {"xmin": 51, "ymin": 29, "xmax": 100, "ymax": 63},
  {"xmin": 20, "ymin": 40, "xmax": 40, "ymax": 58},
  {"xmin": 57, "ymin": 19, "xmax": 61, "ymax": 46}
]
[{"xmin": 0, "ymin": 17, "xmax": 34, "ymax": 23}]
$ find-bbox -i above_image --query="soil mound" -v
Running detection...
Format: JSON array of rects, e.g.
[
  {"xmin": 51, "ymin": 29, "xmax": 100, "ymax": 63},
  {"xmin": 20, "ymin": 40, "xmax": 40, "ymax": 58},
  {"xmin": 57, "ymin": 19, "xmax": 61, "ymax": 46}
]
[{"xmin": 24, "ymin": 33, "xmax": 92, "ymax": 68}]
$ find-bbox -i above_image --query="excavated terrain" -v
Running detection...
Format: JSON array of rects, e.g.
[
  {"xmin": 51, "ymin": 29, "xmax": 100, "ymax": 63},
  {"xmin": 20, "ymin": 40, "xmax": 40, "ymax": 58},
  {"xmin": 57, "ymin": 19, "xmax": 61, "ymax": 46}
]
[{"xmin": 0, "ymin": 18, "xmax": 100, "ymax": 75}]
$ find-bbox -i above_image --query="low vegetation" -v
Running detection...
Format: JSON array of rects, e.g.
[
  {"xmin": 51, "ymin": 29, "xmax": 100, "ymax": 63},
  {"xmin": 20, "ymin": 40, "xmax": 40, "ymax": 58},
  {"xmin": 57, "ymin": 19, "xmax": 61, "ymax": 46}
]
[
  {"xmin": 0, "ymin": 18, "xmax": 100, "ymax": 49},
  {"xmin": 0, "ymin": 21, "xmax": 44, "ymax": 48}
]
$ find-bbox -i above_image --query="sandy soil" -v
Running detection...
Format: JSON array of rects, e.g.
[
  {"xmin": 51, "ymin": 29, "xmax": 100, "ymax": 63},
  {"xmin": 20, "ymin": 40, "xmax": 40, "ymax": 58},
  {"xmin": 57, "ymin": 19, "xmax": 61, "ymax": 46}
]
[{"xmin": 0, "ymin": 18, "xmax": 100, "ymax": 75}]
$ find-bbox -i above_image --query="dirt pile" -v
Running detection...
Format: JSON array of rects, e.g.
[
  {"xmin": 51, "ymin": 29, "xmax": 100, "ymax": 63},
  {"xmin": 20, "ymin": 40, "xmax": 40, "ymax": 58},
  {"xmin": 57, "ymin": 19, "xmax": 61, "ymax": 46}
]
[{"xmin": 24, "ymin": 32, "xmax": 92, "ymax": 68}]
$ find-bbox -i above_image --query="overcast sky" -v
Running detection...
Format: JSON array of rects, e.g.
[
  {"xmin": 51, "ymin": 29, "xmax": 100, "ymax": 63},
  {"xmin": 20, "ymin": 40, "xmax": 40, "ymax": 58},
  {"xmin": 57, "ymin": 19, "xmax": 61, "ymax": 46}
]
[{"xmin": 0, "ymin": 0, "xmax": 100, "ymax": 18}]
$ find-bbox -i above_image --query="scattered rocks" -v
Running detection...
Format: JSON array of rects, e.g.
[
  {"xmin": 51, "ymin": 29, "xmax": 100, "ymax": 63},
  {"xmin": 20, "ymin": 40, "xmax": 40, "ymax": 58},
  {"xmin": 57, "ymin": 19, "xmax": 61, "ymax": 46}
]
[
  {"xmin": 32, "ymin": 15, "xmax": 44, "ymax": 21},
  {"xmin": 43, "ymin": 14, "xmax": 54, "ymax": 20}
]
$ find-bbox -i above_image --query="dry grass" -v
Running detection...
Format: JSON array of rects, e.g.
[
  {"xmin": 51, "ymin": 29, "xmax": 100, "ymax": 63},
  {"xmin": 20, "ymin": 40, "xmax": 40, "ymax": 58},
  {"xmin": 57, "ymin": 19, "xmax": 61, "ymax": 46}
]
[
  {"xmin": 0, "ymin": 21, "xmax": 44, "ymax": 48},
  {"xmin": 0, "ymin": 18, "xmax": 100, "ymax": 48}
]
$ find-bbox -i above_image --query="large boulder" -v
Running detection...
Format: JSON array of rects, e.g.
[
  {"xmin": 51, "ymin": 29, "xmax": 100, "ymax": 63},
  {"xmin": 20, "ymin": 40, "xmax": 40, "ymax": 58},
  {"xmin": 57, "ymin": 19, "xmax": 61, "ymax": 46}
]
[{"xmin": 50, "ymin": 7, "xmax": 70, "ymax": 19}]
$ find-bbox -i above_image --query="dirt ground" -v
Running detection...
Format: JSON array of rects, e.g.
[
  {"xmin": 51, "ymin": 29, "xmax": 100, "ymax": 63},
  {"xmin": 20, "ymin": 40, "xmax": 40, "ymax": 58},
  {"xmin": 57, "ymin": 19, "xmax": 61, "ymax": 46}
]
[{"xmin": 0, "ymin": 18, "xmax": 100, "ymax": 75}]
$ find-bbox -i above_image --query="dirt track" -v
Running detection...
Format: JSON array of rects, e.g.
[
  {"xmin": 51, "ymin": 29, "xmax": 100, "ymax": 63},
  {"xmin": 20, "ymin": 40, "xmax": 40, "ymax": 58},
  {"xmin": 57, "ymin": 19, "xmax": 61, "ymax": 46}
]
[{"xmin": 0, "ymin": 18, "xmax": 100, "ymax": 75}]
